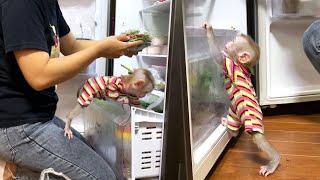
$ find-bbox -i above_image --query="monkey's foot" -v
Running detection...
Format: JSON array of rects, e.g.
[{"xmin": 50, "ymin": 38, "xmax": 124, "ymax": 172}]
[
  {"xmin": 229, "ymin": 130, "xmax": 239, "ymax": 137},
  {"xmin": 221, "ymin": 117, "xmax": 228, "ymax": 126},
  {"xmin": 259, "ymin": 155, "xmax": 281, "ymax": 177},
  {"xmin": 221, "ymin": 118, "xmax": 239, "ymax": 137},
  {"xmin": 64, "ymin": 127, "xmax": 74, "ymax": 140}
]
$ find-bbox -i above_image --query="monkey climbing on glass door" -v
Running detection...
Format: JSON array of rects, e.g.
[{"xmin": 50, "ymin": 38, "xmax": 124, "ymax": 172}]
[{"xmin": 204, "ymin": 23, "xmax": 281, "ymax": 177}]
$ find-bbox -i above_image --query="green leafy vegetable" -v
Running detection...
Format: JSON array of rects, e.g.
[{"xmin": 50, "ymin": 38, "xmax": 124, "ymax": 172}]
[
  {"xmin": 125, "ymin": 29, "xmax": 152, "ymax": 43},
  {"xmin": 121, "ymin": 64, "xmax": 133, "ymax": 74},
  {"xmin": 140, "ymin": 100, "xmax": 163, "ymax": 113}
]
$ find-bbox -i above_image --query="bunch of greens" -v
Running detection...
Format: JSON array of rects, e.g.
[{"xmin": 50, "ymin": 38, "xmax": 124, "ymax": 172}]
[
  {"xmin": 189, "ymin": 63, "xmax": 216, "ymax": 103},
  {"xmin": 125, "ymin": 29, "xmax": 151, "ymax": 43},
  {"xmin": 125, "ymin": 29, "xmax": 152, "ymax": 51},
  {"xmin": 140, "ymin": 101, "xmax": 163, "ymax": 113},
  {"xmin": 199, "ymin": 67, "xmax": 213, "ymax": 90},
  {"xmin": 121, "ymin": 64, "xmax": 133, "ymax": 74}
]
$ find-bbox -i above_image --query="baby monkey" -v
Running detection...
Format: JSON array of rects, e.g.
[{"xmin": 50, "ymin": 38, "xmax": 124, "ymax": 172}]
[
  {"xmin": 64, "ymin": 68, "xmax": 155, "ymax": 139},
  {"xmin": 204, "ymin": 24, "xmax": 280, "ymax": 177}
]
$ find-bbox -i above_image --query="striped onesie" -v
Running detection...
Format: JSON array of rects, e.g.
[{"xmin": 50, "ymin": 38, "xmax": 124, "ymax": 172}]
[
  {"xmin": 223, "ymin": 57, "xmax": 264, "ymax": 134},
  {"xmin": 77, "ymin": 76, "xmax": 139, "ymax": 107}
]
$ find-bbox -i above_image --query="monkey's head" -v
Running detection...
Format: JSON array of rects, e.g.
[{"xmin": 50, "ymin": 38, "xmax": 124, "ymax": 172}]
[
  {"xmin": 224, "ymin": 33, "xmax": 260, "ymax": 68},
  {"xmin": 123, "ymin": 68, "xmax": 155, "ymax": 98}
]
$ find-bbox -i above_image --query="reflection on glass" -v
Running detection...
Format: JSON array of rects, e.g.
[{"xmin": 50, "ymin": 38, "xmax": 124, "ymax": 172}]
[
  {"xmin": 185, "ymin": 27, "xmax": 230, "ymax": 149},
  {"xmin": 184, "ymin": 0, "xmax": 214, "ymax": 27},
  {"xmin": 184, "ymin": 0, "xmax": 238, "ymax": 152}
]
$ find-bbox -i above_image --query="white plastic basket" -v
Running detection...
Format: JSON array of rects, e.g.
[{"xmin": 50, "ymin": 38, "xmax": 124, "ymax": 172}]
[
  {"xmin": 131, "ymin": 107, "xmax": 164, "ymax": 179},
  {"xmin": 82, "ymin": 100, "xmax": 164, "ymax": 180}
]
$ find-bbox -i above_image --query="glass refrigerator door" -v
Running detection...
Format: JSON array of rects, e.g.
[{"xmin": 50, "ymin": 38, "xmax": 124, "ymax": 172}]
[{"xmin": 183, "ymin": 0, "xmax": 238, "ymax": 178}]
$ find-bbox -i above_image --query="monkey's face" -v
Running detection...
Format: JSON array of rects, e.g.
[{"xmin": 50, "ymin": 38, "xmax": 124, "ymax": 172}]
[
  {"xmin": 126, "ymin": 78, "xmax": 154, "ymax": 98},
  {"xmin": 123, "ymin": 68, "xmax": 155, "ymax": 99},
  {"xmin": 224, "ymin": 36, "xmax": 247, "ymax": 57}
]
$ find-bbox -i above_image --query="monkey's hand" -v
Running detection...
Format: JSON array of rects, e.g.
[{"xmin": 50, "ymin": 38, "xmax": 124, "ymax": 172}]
[
  {"xmin": 202, "ymin": 22, "xmax": 213, "ymax": 33},
  {"xmin": 259, "ymin": 154, "xmax": 280, "ymax": 177},
  {"xmin": 64, "ymin": 125, "xmax": 74, "ymax": 140},
  {"xmin": 202, "ymin": 21, "xmax": 211, "ymax": 29}
]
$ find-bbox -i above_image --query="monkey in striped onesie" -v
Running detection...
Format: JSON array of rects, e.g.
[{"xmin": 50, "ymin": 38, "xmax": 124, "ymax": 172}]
[
  {"xmin": 64, "ymin": 68, "xmax": 155, "ymax": 140},
  {"xmin": 204, "ymin": 24, "xmax": 281, "ymax": 177}
]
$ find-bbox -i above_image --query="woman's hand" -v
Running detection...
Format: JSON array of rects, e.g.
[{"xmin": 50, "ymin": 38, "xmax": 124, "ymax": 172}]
[
  {"xmin": 97, "ymin": 34, "xmax": 144, "ymax": 58},
  {"xmin": 14, "ymin": 34, "xmax": 144, "ymax": 91}
]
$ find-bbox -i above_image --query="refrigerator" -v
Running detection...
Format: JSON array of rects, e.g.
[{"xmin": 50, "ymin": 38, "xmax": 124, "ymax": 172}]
[
  {"xmin": 256, "ymin": 0, "xmax": 320, "ymax": 105},
  {"xmin": 113, "ymin": 0, "xmax": 247, "ymax": 179},
  {"xmin": 55, "ymin": 0, "xmax": 111, "ymax": 131},
  {"xmin": 55, "ymin": 0, "xmax": 248, "ymax": 179},
  {"xmin": 160, "ymin": 0, "xmax": 248, "ymax": 179}
]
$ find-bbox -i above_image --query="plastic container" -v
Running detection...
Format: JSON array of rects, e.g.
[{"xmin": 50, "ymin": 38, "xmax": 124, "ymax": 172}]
[
  {"xmin": 142, "ymin": 0, "xmax": 158, "ymax": 9},
  {"xmin": 140, "ymin": 1, "xmax": 170, "ymax": 36},
  {"xmin": 82, "ymin": 100, "xmax": 164, "ymax": 179},
  {"xmin": 130, "ymin": 107, "xmax": 163, "ymax": 179},
  {"xmin": 82, "ymin": 99, "xmax": 131, "ymax": 179},
  {"xmin": 151, "ymin": 36, "xmax": 168, "ymax": 46},
  {"xmin": 141, "ymin": 12, "xmax": 169, "ymax": 36}
]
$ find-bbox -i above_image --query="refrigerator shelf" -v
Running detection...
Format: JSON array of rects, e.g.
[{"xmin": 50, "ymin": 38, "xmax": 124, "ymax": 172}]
[
  {"xmin": 137, "ymin": 55, "xmax": 167, "ymax": 68},
  {"xmin": 137, "ymin": 53, "xmax": 168, "ymax": 58},
  {"xmin": 269, "ymin": 0, "xmax": 320, "ymax": 20},
  {"xmin": 270, "ymin": 15, "xmax": 319, "ymax": 22},
  {"xmin": 141, "ymin": 0, "xmax": 170, "ymax": 13},
  {"xmin": 140, "ymin": 1, "xmax": 170, "ymax": 36},
  {"xmin": 188, "ymin": 56, "xmax": 212, "ymax": 64}
]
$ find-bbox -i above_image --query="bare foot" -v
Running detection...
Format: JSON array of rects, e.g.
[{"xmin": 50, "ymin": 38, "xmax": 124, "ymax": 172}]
[
  {"xmin": 221, "ymin": 117, "xmax": 239, "ymax": 137},
  {"xmin": 221, "ymin": 117, "xmax": 228, "ymax": 126},
  {"xmin": 259, "ymin": 154, "xmax": 281, "ymax": 177},
  {"xmin": 228, "ymin": 129, "xmax": 239, "ymax": 137},
  {"xmin": 64, "ymin": 127, "xmax": 73, "ymax": 140}
]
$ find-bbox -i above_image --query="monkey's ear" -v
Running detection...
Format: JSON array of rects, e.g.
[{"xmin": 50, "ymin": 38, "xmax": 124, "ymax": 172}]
[
  {"xmin": 133, "ymin": 79, "xmax": 145, "ymax": 88},
  {"xmin": 237, "ymin": 51, "xmax": 251, "ymax": 64}
]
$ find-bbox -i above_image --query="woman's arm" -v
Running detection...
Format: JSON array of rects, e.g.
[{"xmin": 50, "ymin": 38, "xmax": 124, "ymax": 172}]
[
  {"xmin": 14, "ymin": 35, "xmax": 143, "ymax": 91},
  {"xmin": 60, "ymin": 32, "xmax": 140, "ymax": 57},
  {"xmin": 60, "ymin": 32, "xmax": 100, "ymax": 55}
]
